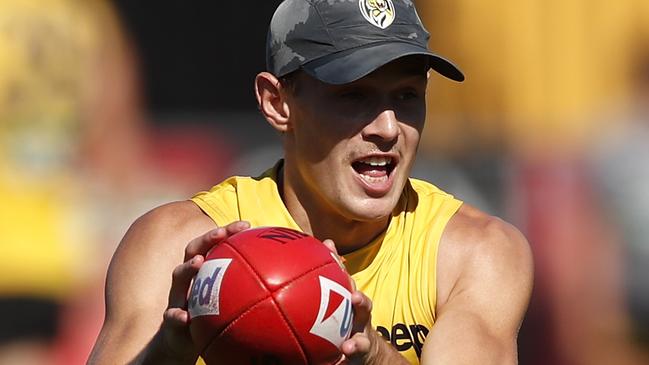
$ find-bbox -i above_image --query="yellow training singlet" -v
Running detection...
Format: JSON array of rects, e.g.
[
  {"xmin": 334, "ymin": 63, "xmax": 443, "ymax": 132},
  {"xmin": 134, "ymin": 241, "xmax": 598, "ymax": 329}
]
[{"xmin": 191, "ymin": 162, "xmax": 462, "ymax": 365}]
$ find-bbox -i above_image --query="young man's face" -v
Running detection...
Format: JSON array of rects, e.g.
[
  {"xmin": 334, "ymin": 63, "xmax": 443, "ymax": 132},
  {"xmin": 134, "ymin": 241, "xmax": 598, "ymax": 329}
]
[{"xmin": 283, "ymin": 55, "xmax": 429, "ymax": 222}]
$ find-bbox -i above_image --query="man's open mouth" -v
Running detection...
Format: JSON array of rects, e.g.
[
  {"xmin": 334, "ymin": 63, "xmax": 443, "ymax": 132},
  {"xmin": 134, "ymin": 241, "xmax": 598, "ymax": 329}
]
[{"xmin": 351, "ymin": 156, "xmax": 396, "ymax": 184}]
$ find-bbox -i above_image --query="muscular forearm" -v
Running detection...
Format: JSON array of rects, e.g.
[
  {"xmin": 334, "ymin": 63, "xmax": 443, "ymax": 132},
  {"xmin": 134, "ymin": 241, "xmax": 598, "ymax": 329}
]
[{"xmin": 129, "ymin": 330, "xmax": 198, "ymax": 365}]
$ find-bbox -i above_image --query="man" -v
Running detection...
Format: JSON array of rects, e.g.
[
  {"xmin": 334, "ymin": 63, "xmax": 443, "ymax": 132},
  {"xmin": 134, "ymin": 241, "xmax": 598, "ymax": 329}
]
[{"xmin": 89, "ymin": 0, "xmax": 533, "ymax": 364}]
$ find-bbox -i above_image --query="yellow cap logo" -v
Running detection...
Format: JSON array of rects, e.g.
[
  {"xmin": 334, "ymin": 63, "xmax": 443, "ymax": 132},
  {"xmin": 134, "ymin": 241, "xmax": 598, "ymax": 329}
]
[{"xmin": 359, "ymin": 0, "xmax": 396, "ymax": 29}]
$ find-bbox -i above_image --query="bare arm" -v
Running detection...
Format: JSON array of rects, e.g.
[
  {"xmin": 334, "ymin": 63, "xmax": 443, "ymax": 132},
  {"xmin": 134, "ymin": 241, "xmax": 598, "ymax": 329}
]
[
  {"xmin": 87, "ymin": 201, "xmax": 220, "ymax": 364},
  {"xmin": 91, "ymin": 212, "xmax": 383, "ymax": 365},
  {"xmin": 422, "ymin": 206, "xmax": 533, "ymax": 364}
]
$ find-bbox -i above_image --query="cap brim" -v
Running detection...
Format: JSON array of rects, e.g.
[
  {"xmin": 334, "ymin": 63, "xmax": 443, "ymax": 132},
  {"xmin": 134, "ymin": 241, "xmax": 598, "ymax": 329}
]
[{"xmin": 301, "ymin": 41, "xmax": 464, "ymax": 85}]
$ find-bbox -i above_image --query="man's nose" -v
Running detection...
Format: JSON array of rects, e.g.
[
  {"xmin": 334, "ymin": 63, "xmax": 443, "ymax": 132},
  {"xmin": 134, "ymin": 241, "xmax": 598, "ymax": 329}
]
[{"xmin": 361, "ymin": 109, "xmax": 399, "ymax": 142}]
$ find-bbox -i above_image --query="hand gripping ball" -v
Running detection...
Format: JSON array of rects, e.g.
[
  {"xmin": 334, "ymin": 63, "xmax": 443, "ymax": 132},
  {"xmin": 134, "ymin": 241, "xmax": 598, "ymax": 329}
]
[{"xmin": 188, "ymin": 227, "xmax": 354, "ymax": 365}]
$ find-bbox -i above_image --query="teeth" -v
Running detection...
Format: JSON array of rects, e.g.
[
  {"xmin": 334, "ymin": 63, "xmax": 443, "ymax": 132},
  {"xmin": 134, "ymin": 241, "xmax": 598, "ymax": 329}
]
[{"xmin": 358, "ymin": 156, "xmax": 392, "ymax": 166}]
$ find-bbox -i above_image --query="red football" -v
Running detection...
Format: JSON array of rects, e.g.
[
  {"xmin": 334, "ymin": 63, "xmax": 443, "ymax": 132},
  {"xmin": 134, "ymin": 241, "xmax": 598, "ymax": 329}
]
[{"xmin": 188, "ymin": 227, "xmax": 354, "ymax": 365}]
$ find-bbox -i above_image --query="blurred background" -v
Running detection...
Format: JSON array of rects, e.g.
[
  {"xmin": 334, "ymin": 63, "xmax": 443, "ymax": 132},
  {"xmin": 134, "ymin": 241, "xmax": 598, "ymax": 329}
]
[{"xmin": 1, "ymin": 0, "xmax": 648, "ymax": 364}]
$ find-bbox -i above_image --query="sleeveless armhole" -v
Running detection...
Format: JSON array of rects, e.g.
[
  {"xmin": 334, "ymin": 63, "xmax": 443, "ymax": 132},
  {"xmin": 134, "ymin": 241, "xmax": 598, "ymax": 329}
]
[
  {"xmin": 191, "ymin": 177, "xmax": 241, "ymax": 227},
  {"xmin": 408, "ymin": 179, "xmax": 463, "ymax": 322},
  {"xmin": 190, "ymin": 161, "xmax": 290, "ymax": 229},
  {"xmin": 427, "ymin": 198, "xmax": 462, "ymax": 321}
]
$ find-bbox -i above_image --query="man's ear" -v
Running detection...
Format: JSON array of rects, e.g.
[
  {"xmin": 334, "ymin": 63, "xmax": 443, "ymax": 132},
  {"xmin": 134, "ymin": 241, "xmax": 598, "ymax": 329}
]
[{"xmin": 255, "ymin": 72, "xmax": 291, "ymax": 133}]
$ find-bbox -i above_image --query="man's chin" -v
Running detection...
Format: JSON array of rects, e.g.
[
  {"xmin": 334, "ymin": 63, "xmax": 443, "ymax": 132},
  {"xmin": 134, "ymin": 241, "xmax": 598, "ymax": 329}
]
[{"xmin": 343, "ymin": 196, "xmax": 398, "ymax": 222}]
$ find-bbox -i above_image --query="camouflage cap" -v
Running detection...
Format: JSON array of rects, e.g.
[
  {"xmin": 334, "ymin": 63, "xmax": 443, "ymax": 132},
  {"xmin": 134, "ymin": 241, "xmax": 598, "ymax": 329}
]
[{"xmin": 266, "ymin": 0, "xmax": 464, "ymax": 85}]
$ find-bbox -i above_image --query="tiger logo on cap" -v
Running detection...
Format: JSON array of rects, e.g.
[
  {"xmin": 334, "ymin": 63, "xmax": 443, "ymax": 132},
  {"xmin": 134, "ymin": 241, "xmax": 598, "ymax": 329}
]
[{"xmin": 359, "ymin": 0, "xmax": 395, "ymax": 29}]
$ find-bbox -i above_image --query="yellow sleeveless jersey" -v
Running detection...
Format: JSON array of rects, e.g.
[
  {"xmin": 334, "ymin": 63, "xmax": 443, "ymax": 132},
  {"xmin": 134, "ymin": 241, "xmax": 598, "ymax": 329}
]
[{"xmin": 191, "ymin": 162, "xmax": 462, "ymax": 364}]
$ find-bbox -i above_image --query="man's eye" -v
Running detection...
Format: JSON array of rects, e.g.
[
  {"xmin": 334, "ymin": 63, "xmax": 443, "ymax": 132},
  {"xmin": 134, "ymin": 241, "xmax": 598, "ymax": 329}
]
[{"xmin": 397, "ymin": 90, "xmax": 419, "ymax": 101}]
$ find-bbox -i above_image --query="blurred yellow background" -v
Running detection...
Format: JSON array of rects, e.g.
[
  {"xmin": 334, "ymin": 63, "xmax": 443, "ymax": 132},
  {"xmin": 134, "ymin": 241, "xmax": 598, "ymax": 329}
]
[{"xmin": 420, "ymin": 0, "xmax": 649, "ymax": 155}]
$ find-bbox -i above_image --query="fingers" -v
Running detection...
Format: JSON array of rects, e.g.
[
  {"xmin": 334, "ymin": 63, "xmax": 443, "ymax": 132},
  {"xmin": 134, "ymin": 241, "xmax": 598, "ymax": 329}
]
[
  {"xmin": 338, "ymin": 290, "xmax": 374, "ymax": 361},
  {"xmin": 223, "ymin": 220, "xmax": 250, "ymax": 235},
  {"xmin": 341, "ymin": 332, "xmax": 372, "ymax": 360},
  {"xmin": 184, "ymin": 221, "xmax": 250, "ymax": 261},
  {"xmin": 171, "ymin": 221, "xmax": 251, "ymax": 312},
  {"xmin": 163, "ymin": 307, "xmax": 190, "ymax": 329},
  {"xmin": 157, "ymin": 222, "xmax": 250, "ymax": 362},
  {"xmin": 161, "ymin": 307, "xmax": 199, "ymax": 361},
  {"xmin": 183, "ymin": 229, "xmax": 221, "ymax": 262},
  {"xmin": 168, "ymin": 255, "xmax": 204, "ymax": 309},
  {"xmin": 322, "ymin": 239, "xmax": 339, "ymax": 255},
  {"xmin": 351, "ymin": 291, "xmax": 372, "ymax": 333},
  {"xmin": 174, "ymin": 221, "xmax": 250, "ymax": 311},
  {"xmin": 323, "ymin": 239, "xmax": 347, "ymax": 267}
]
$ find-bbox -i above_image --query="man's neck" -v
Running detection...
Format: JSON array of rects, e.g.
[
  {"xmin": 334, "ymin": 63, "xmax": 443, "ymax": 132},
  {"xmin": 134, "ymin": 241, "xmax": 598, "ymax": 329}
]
[{"xmin": 277, "ymin": 163, "xmax": 390, "ymax": 255}]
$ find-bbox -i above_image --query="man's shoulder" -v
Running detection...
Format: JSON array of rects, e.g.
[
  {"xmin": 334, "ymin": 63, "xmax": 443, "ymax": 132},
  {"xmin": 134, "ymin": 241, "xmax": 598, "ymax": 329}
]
[
  {"xmin": 445, "ymin": 204, "xmax": 528, "ymax": 252},
  {"xmin": 139, "ymin": 199, "xmax": 213, "ymax": 224},
  {"xmin": 117, "ymin": 201, "xmax": 217, "ymax": 262},
  {"xmin": 436, "ymin": 204, "xmax": 533, "ymax": 307}
]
